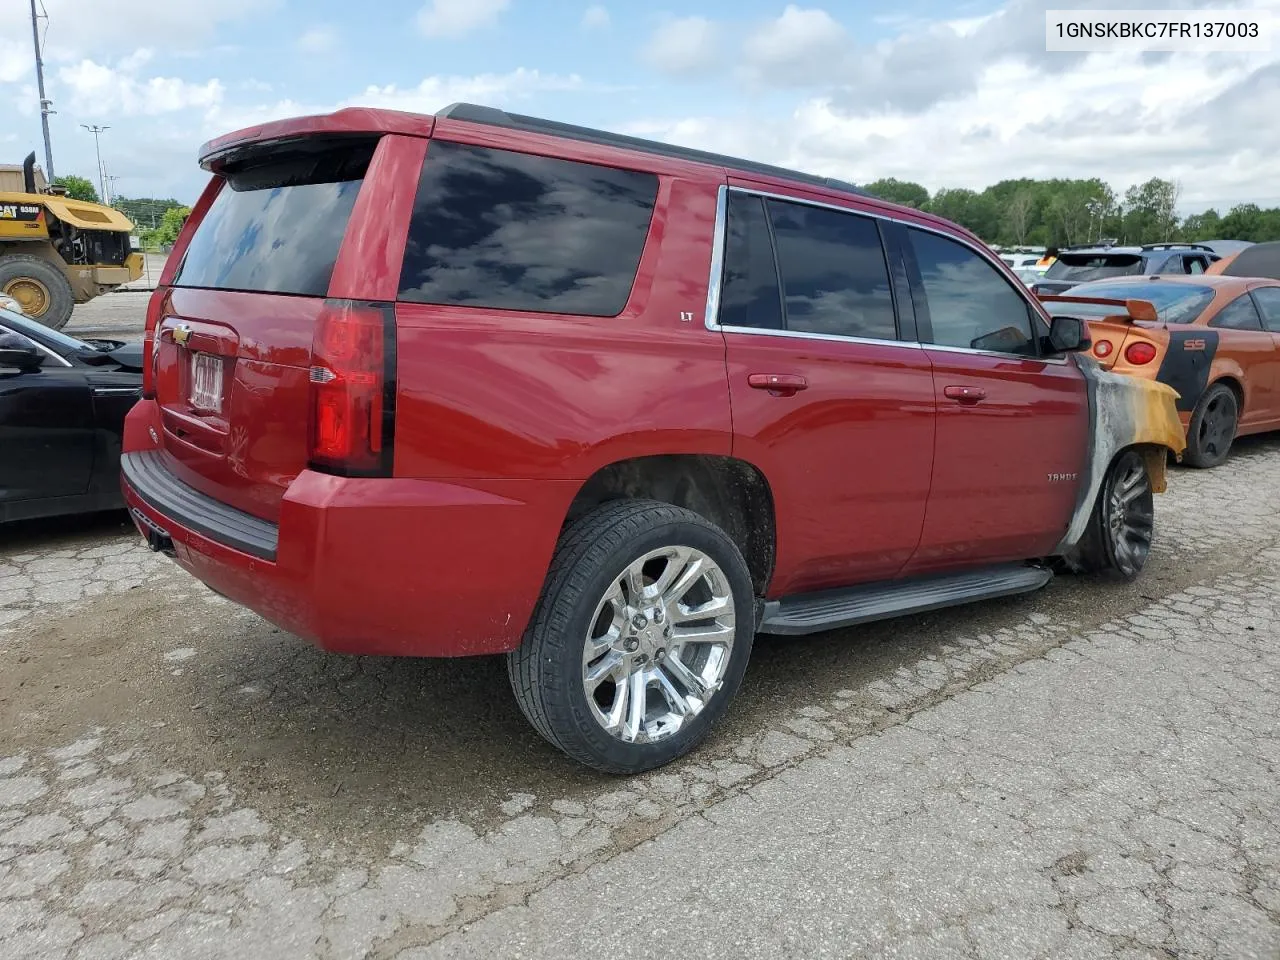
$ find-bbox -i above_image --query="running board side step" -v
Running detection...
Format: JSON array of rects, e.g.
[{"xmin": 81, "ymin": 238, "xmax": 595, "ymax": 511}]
[{"xmin": 758, "ymin": 564, "xmax": 1053, "ymax": 636}]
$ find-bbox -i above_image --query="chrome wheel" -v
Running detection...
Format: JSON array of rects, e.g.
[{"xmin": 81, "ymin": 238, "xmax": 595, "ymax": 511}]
[
  {"xmin": 1105, "ymin": 458, "xmax": 1153, "ymax": 576},
  {"xmin": 582, "ymin": 545, "xmax": 737, "ymax": 744}
]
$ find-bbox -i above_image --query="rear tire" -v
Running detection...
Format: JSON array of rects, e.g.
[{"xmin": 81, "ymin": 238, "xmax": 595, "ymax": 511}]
[
  {"xmin": 1184, "ymin": 382, "xmax": 1238, "ymax": 469},
  {"xmin": 0, "ymin": 254, "xmax": 75, "ymax": 330},
  {"xmin": 507, "ymin": 499, "xmax": 755, "ymax": 774},
  {"xmin": 1071, "ymin": 449, "xmax": 1154, "ymax": 581}
]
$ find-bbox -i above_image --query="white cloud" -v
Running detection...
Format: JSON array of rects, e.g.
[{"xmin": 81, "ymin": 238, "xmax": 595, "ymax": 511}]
[
  {"xmin": 581, "ymin": 5, "xmax": 610, "ymax": 31},
  {"xmin": 0, "ymin": 38, "xmax": 30, "ymax": 83},
  {"xmin": 416, "ymin": 0, "xmax": 509, "ymax": 39},
  {"xmin": 741, "ymin": 6, "xmax": 848, "ymax": 85},
  {"xmin": 627, "ymin": 43, "xmax": 1280, "ymax": 211},
  {"xmin": 37, "ymin": 0, "xmax": 279, "ymax": 59},
  {"xmin": 56, "ymin": 56, "xmax": 224, "ymax": 117},
  {"xmin": 201, "ymin": 69, "xmax": 582, "ymax": 139},
  {"xmin": 641, "ymin": 16, "xmax": 720, "ymax": 76},
  {"xmin": 297, "ymin": 25, "xmax": 339, "ymax": 54}
]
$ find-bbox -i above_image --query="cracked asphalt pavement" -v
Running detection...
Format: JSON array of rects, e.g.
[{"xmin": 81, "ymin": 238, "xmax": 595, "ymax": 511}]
[{"xmin": 2, "ymin": 434, "xmax": 1279, "ymax": 959}]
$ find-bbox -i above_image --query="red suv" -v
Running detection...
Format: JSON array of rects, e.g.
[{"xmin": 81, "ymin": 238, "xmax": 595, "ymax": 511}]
[{"xmin": 121, "ymin": 104, "xmax": 1185, "ymax": 773}]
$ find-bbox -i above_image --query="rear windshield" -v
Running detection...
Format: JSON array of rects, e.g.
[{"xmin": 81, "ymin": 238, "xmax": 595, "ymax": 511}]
[
  {"xmin": 1044, "ymin": 253, "xmax": 1144, "ymax": 282},
  {"xmin": 175, "ymin": 138, "xmax": 375, "ymax": 296},
  {"xmin": 1054, "ymin": 281, "xmax": 1215, "ymax": 324}
]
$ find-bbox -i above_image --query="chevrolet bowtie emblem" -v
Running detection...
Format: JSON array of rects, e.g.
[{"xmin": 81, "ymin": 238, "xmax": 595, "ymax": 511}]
[{"xmin": 172, "ymin": 324, "xmax": 192, "ymax": 345}]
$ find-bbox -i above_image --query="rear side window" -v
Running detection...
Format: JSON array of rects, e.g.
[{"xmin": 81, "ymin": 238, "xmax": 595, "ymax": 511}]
[
  {"xmin": 1251, "ymin": 287, "xmax": 1280, "ymax": 331},
  {"xmin": 1210, "ymin": 294, "xmax": 1264, "ymax": 331},
  {"xmin": 719, "ymin": 193, "xmax": 783, "ymax": 329},
  {"xmin": 176, "ymin": 139, "xmax": 374, "ymax": 296},
  {"xmin": 398, "ymin": 142, "xmax": 658, "ymax": 317},
  {"xmin": 765, "ymin": 198, "xmax": 897, "ymax": 340},
  {"xmin": 909, "ymin": 228, "xmax": 1037, "ymax": 356},
  {"xmin": 1045, "ymin": 254, "xmax": 1144, "ymax": 282}
]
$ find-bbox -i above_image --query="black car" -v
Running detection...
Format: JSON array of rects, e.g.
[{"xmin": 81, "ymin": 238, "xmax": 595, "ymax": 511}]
[
  {"xmin": 1, "ymin": 308, "xmax": 142, "ymax": 523},
  {"xmin": 1031, "ymin": 242, "xmax": 1221, "ymax": 296}
]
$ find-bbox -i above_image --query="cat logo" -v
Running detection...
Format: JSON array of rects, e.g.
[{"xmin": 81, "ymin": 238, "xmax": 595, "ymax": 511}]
[{"xmin": 1184, "ymin": 338, "xmax": 1207, "ymax": 351}]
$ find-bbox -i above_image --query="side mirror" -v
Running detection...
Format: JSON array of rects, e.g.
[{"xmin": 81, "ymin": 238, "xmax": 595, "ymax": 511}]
[
  {"xmin": 1047, "ymin": 315, "xmax": 1090, "ymax": 354},
  {"xmin": 0, "ymin": 347, "xmax": 45, "ymax": 372}
]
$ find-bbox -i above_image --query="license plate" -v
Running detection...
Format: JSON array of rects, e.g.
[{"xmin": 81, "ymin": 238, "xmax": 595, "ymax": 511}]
[{"xmin": 190, "ymin": 353, "xmax": 224, "ymax": 412}]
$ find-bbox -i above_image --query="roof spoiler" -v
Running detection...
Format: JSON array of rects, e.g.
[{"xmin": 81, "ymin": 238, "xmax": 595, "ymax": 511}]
[{"xmin": 1037, "ymin": 294, "xmax": 1159, "ymax": 323}]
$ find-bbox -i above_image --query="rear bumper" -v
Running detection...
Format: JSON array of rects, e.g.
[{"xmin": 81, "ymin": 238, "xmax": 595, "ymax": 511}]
[{"xmin": 120, "ymin": 402, "xmax": 571, "ymax": 657}]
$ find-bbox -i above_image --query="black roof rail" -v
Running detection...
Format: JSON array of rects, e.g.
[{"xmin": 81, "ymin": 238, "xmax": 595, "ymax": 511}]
[
  {"xmin": 1141, "ymin": 242, "xmax": 1215, "ymax": 252},
  {"xmin": 435, "ymin": 102, "xmax": 870, "ymax": 200}
]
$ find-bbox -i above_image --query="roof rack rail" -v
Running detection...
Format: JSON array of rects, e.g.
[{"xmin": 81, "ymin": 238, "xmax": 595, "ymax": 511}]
[
  {"xmin": 1142, "ymin": 242, "xmax": 1214, "ymax": 252},
  {"xmin": 1061, "ymin": 241, "xmax": 1116, "ymax": 251},
  {"xmin": 435, "ymin": 102, "xmax": 871, "ymax": 201}
]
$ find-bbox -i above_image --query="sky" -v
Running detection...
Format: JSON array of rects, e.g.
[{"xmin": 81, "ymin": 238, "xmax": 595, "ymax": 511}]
[{"xmin": 1, "ymin": 0, "xmax": 1278, "ymax": 214}]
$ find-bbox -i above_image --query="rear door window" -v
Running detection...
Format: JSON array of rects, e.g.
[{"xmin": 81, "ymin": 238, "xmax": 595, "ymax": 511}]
[
  {"xmin": 765, "ymin": 198, "xmax": 897, "ymax": 340},
  {"xmin": 176, "ymin": 139, "xmax": 375, "ymax": 296},
  {"xmin": 908, "ymin": 228, "xmax": 1038, "ymax": 356},
  {"xmin": 398, "ymin": 142, "xmax": 658, "ymax": 317},
  {"xmin": 719, "ymin": 193, "xmax": 783, "ymax": 330}
]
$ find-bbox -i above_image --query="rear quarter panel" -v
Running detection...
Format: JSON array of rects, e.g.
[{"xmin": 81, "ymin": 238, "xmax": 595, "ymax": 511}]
[{"xmin": 391, "ymin": 167, "xmax": 733, "ymax": 483}]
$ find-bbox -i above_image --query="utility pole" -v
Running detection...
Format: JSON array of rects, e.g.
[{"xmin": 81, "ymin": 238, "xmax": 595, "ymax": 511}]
[
  {"xmin": 104, "ymin": 174, "xmax": 121, "ymax": 206},
  {"xmin": 29, "ymin": 0, "xmax": 55, "ymax": 181},
  {"xmin": 81, "ymin": 124, "xmax": 109, "ymax": 202}
]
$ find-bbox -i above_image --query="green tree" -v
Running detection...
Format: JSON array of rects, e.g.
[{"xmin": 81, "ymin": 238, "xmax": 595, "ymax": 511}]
[
  {"xmin": 862, "ymin": 177, "xmax": 930, "ymax": 208},
  {"xmin": 1122, "ymin": 178, "xmax": 1180, "ymax": 243},
  {"xmin": 150, "ymin": 205, "xmax": 191, "ymax": 248},
  {"xmin": 51, "ymin": 174, "xmax": 99, "ymax": 202},
  {"xmin": 1180, "ymin": 209, "xmax": 1221, "ymax": 240}
]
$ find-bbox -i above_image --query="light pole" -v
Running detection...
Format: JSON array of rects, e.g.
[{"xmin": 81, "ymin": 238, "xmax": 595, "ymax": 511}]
[
  {"xmin": 80, "ymin": 124, "xmax": 109, "ymax": 202},
  {"xmin": 29, "ymin": 0, "xmax": 55, "ymax": 180}
]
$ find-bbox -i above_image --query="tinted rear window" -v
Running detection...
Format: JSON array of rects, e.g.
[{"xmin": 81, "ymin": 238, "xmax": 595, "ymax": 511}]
[
  {"xmin": 1061, "ymin": 281, "xmax": 1215, "ymax": 324},
  {"xmin": 398, "ymin": 142, "xmax": 658, "ymax": 317},
  {"xmin": 1044, "ymin": 254, "xmax": 1144, "ymax": 282},
  {"xmin": 175, "ymin": 139, "xmax": 375, "ymax": 296}
]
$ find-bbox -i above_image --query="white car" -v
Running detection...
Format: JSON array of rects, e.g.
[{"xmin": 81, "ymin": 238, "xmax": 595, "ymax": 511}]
[{"xmin": 1001, "ymin": 253, "xmax": 1044, "ymax": 271}]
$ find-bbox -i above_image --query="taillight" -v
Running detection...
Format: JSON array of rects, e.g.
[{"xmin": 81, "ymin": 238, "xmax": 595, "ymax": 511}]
[
  {"xmin": 1124, "ymin": 341, "xmax": 1158, "ymax": 365},
  {"xmin": 141, "ymin": 291, "xmax": 166, "ymax": 399},
  {"xmin": 307, "ymin": 300, "xmax": 395, "ymax": 477},
  {"xmin": 1093, "ymin": 340, "xmax": 1113, "ymax": 359}
]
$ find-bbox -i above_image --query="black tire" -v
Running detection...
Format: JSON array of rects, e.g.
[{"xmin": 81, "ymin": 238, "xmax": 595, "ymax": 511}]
[
  {"xmin": 0, "ymin": 254, "xmax": 74, "ymax": 330},
  {"xmin": 1071, "ymin": 449, "xmax": 1155, "ymax": 581},
  {"xmin": 1184, "ymin": 382, "xmax": 1238, "ymax": 469},
  {"xmin": 507, "ymin": 499, "xmax": 755, "ymax": 774}
]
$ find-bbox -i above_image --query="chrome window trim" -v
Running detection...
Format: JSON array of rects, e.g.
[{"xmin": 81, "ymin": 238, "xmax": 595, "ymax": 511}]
[
  {"xmin": 702, "ymin": 184, "xmax": 728, "ymax": 331},
  {"xmin": 703, "ymin": 183, "xmax": 1063, "ymax": 363},
  {"xmin": 716, "ymin": 324, "xmax": 924, "ymax": 349},
  {"xmin": 0, "ymin": 323, "xmax": 73, "ymax": 368}
]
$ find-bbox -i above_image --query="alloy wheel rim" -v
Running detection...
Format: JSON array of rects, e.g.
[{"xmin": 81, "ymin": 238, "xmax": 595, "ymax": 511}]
[
  {"xmin": 582, "ymin": 545, "xmax": 736, "ymax": 744},
  {"xmin": 1106, "ymin": 460, "xmax": 1153, "ymax": 575},
  {"xmin": 3, "ymin": 277, "xmax": 49, "ymax": 317},
  {"xmin": 1198, "ymin": 394, "xmax": 1236, "ymax": 458}
]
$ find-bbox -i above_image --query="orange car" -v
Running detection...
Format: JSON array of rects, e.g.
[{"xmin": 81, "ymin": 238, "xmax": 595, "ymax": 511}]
[{"xmin": 1040, "ymin": 275, "xmax": 1280, "ymax": 467}]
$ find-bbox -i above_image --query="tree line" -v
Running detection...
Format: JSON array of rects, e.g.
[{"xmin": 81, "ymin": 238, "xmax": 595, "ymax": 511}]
[{"xmin": 861, "ymin": 176, "xmax": 1280, "ymax": 247}]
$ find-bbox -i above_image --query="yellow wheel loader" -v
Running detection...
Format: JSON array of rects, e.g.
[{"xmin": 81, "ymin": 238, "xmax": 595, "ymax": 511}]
[{"xmin": 0, "ymin": 153, "xmax": 144, "ymax": 330}]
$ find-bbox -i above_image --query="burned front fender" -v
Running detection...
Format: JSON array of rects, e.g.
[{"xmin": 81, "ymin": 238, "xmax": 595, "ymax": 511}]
[{"xmin": 1055, "ymin": 356, "xmax": 1186, "ymax": 553}]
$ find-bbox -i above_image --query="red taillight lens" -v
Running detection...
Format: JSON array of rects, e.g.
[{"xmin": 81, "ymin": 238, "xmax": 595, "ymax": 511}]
[
  {"xmin": 307, "ymin": 301, "xmax": 394, "ymax": 476},
  {"xmin": 1124, "ymin": 341, "xmax": 1158, "ymax": 365},
  {"xmin": 141, "ymin": 291, "xmax": 167, "ymax": 399},
  {"xmin": 1093, "ymin": 340, "xmax": 1113, "ymax": 358}
]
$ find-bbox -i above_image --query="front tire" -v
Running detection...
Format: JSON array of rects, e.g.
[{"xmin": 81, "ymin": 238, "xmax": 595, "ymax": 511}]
[
  {"xmin": 1072, "ymin": 449, "xmax": 1155, "ymax": 581},
  {"xmin": 0, "ymin": 254, "xmax": 75, "ymax": 330},
  {"xmin": 507, "ymin": 499, "xmax": 755, "ymax": 774},
  {"xmin": 1184, "ymin": 382, "xmax": 1238, "ymax": 469}
]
